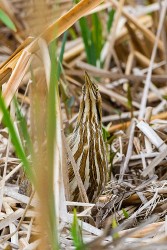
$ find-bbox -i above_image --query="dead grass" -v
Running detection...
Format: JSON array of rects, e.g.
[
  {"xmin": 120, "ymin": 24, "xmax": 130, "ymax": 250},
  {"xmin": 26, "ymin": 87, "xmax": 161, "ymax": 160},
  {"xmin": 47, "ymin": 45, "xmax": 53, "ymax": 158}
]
[{"xmin": 0, "ymin": 0, "xmax": 167, "ymax": 249}]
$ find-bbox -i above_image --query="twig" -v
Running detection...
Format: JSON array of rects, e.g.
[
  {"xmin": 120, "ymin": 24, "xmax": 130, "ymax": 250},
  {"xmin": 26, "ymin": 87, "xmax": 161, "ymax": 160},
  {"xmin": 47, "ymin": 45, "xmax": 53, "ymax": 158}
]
[{"xmin": 138, "ymin": 1, "xmax": 167, "ymax": 119}]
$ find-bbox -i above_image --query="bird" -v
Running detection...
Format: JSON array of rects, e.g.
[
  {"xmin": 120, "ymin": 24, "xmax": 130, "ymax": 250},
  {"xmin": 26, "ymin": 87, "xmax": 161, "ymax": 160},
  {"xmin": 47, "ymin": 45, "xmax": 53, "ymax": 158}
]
[
  {"xmin": 18, "ymin": 73, "xmax": 107, "ymax": 204},
  {"xmin": 68, "ymin": 72, "xmax": 108, "ymax": 203}
]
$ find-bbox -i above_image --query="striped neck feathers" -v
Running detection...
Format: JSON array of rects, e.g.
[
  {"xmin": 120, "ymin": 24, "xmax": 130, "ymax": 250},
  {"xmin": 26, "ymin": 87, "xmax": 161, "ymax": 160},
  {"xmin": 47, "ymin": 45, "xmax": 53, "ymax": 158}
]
[{"xmin": 76, "ymin": 73, "xmax": 102, "ymax": 130}]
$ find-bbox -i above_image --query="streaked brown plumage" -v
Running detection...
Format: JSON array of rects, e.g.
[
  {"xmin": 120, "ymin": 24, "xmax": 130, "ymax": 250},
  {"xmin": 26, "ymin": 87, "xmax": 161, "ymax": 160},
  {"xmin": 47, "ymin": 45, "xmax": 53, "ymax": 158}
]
[
  {"xmin": 68, "ymin": 73, "xmax": 107, "ymax": 202},
  {"xmin": 18, "ymin": 73, "xmax": 107, "ymax": 204}
]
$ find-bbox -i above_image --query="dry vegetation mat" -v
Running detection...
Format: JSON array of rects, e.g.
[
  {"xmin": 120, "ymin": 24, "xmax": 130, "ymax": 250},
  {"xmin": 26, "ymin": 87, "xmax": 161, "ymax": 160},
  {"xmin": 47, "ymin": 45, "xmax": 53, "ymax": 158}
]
[{"xmin": 0, "ymin": 0, "xmax": 167, "ymax": 249}]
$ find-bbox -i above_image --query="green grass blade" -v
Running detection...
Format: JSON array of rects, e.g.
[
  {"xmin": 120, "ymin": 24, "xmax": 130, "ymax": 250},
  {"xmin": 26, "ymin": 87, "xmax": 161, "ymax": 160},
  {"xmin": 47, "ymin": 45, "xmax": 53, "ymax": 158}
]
[
  {"xmin": 127, "ymin": 83, "xmax": 132, "ymax": 109},
  {"xmin": 79, "ymin": 16, "xmax": 96, "ymax": 65},
  {"xmin": 91, "ymin": 13, "xmax": 103, "ymax": 66},
  {"xmin": 71, "ymin": 209, "xmax": 85, "ymax": 249},
  {"xmin": 14, "ymin": 97, "xmax": 33, "ymax": 156},
  {"xmin": 47, "ymin": 40, "xmax": 59, "ymax": 250},
  {"xmin": 107, "ymin": 9, "xmax": 115, "ymax": 32},
  {"xmin": 57, "ymin": 31, "xmax": 68, "ymax": 79},
  {"xmin": 102, "ymin": 125, "xmax": 110, "ymax": 142},
  {"xmin": 75, "ymin": 1, "xmax": 104, "ymax": 66},
  {"xmin": 127, "ymin": 83, "xmax": 134, "ymax": 117},
  {"xmin": 0, "ymin": 94, "xmax": 33, "ymax": 182},
  {"xmin": 0, "ymin": 9, "xmax": 17, "ymax": 31},
  {"xmin": 69, "ymin": 27, "xmax": 77, "ymax": 39},
  {"xmin": 122, "ymin": 208, "xmax": 129, "ymax": 219},
  {"xmin": 75, "ymin": 0, "xmax": 96, "ymax": 65},
  {"xmin": 112, "ymin": 218, "xmax": 119, "ymax": 239}
]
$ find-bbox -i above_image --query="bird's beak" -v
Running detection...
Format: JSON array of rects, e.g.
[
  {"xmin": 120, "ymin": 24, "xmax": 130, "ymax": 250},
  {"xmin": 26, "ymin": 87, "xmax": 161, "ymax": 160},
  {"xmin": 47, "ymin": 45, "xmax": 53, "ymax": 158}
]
[{"xmin": 84, "ymin": 72, "xmax": 97, "ymax": 97}]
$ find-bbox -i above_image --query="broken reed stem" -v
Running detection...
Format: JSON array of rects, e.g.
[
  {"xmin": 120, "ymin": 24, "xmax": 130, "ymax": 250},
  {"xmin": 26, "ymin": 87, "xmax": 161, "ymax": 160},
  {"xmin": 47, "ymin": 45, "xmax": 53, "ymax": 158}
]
[
  {"xmin": 138, "ymin": 0, "xmax": 167, "ymax": 119},
  {"xmin": 104, "ymin": 0, "xmax": 125, "ymax": 70},
  {"xmin": 28, "ymin": 0, "xmax": 104, "ymax": 54},
  {"xmin": 0, "ymin": 0, "xmax": 104, "ymax": 123},
  {"xmin": 111, "ymin": 0, "xmax": 164, "ymax": 51},
  {"xmin": 119, "ymin": 221, "xmax": 164, "ymax": 238},
  {"xmin": 108, "ymin": 111, "xmax": 167, "ymax": 133},
  {"xmin": 0, "ymin": 191, "xmax": 35, "ymax": 244}
]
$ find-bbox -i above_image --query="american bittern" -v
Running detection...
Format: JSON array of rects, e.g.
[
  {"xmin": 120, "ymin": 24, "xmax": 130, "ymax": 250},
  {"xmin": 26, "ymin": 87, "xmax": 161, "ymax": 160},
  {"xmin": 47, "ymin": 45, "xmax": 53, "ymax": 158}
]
[
  {"xmin": 68, "ymin": 73, "xmax": 107, "ymax": 203},
  {"xmin": 19, "ymin": 73, "xmax": 107, "ymax": 204}
]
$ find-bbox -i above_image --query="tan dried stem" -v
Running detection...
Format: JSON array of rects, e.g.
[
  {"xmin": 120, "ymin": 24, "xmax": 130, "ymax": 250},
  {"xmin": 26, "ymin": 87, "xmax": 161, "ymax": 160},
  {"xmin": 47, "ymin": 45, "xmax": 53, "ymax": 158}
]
[
  {"xmin": 111, "ymin": 0, "xmax": 164, "ymax": 51},
  {"xmin": 0, "ymin": 0, "xmax": 103, "ymax": 123}
]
